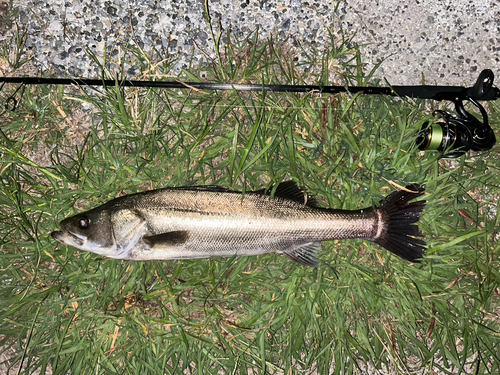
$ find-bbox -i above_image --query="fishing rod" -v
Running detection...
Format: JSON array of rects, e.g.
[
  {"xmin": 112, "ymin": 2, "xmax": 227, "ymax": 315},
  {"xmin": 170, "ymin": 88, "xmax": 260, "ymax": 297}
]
[{"xmin": 1, "ymin": 69, "xmax": 498, "ymax": 158}]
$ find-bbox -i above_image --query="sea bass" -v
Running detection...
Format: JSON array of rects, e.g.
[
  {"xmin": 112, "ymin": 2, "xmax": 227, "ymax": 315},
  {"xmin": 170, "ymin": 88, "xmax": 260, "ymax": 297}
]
[{"xmin": 51, "ymin": 181, "xmax": 426, "ymax": 266}]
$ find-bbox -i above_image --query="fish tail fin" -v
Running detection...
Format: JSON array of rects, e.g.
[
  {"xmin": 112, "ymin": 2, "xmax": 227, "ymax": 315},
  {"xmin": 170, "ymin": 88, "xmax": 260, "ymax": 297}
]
[{"xmin": 372, "ymin": 184, "xmax": 426, "ymax": 262}]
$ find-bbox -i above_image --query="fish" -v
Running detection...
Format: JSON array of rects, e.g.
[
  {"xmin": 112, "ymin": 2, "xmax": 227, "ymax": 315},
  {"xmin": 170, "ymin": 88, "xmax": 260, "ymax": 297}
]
[{"xmin": 51, "ymin": 181, "xmax": 426, "ymax": 266}]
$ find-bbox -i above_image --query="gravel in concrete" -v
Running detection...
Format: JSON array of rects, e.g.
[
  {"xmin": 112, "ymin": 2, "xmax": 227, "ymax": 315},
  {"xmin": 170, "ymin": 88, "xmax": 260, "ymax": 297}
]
[{"xmin": 1, "ymin": 0, "xmax": 498, "ymax": 86}]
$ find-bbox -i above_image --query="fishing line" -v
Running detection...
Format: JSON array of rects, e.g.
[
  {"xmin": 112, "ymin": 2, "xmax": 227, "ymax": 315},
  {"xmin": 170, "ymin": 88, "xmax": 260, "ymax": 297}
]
[{"xmin": 0, "ymin": 69, "xmax": 498, "ymax": 158}]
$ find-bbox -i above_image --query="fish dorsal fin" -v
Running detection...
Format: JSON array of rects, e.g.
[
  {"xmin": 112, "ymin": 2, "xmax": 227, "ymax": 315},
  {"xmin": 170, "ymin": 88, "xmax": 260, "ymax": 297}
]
[
  {"xmin": 143, "ymin": 231, "xmax": 190, "ymax": 248},
  {"xmin": 283, "ymin": 242, "xmax": 321, "ymax": 267},
  {"xmin": 257, "ymin": 180, "xmax": 319, "ymax": 207},
  {"xmin": 174, "ymin": 182, "xmax": 320, "ymax": 206}
]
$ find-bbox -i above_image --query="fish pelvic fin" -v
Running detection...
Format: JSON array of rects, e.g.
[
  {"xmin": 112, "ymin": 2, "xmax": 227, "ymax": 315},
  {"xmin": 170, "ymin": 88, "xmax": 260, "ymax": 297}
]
[
  {"xmin": 283, "ymin": 242, "xmax": 321, "ymax": 267},
  {"xmin": 372, "ymin": 184, "xmax": 426, "ymax": 263}
]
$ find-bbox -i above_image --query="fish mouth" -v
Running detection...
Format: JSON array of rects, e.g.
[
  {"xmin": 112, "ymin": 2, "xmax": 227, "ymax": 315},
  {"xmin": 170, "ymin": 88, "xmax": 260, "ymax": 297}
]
[
  {"xmin": 51, "ymin": 230, "xmax": 85, "ymax": 247},
  {"xmin": 51, "ymin": 231, "xmax": 64, "ymax": 243}
]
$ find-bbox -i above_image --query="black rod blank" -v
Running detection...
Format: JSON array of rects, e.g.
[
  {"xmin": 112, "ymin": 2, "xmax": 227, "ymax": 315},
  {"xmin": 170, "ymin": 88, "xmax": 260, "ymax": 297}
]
[{"xmin": 1, "ymin": 76, "xmax": 498, "ymax": 101}]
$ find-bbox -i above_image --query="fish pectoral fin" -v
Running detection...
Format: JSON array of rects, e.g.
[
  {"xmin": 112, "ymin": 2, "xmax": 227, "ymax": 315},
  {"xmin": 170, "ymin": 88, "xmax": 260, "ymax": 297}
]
[
  {"xmin": 282, "ymin": 242, "xmax": 321, "ymax": 267},
  {"xmin": 143, "ymin": 231, "xmax": 190, "ymax": 248},
  {"xmin": 111, "ymin": 208, "xmax": 148, "ymax": 257}
]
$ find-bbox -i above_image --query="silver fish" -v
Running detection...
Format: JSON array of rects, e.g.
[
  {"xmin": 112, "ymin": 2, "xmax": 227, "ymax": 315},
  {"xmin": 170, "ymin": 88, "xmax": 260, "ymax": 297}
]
[{"xmin": 51, "ymin": 181, "xmax": 426, "ymax": 266}]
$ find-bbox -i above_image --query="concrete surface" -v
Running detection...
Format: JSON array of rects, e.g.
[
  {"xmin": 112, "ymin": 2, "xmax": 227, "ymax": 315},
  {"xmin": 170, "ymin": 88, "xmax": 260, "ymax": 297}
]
[
  {"xmin": 0, "ymin": 0, "xmax": 498, "ymax": 86},
  {"xmin": 338, "ymin": 0, "xmax": 499, "ymax": 85}
]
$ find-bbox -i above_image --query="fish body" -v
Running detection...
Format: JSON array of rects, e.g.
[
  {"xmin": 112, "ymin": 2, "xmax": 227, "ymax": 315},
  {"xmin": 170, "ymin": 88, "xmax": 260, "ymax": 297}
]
[{"xmin": 51, "ymin": 181, "xmax": 426, "ymax": 266}]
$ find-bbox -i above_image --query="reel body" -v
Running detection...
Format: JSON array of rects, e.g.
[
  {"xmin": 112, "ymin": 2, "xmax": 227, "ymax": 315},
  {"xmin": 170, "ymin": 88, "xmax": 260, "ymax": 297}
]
[{"xmin": 416, "ymin": 69, "xmax": 497, "ymax": 158}]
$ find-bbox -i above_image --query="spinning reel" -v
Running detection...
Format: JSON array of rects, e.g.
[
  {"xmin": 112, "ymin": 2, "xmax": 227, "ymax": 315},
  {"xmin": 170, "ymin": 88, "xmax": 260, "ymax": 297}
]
[{"xmin": 416, "ymin": 69, "xmax": 497, "ymax": 158}]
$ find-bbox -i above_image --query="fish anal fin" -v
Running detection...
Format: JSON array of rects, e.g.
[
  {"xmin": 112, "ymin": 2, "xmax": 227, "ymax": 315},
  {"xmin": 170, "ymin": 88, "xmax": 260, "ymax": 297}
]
[
  {"xmin": 283, "ymin": 242, "xmax": 321, "ymax": 267},
  {"xmin": 143, "ymin": 231, "xmax": 190, "ymax": 248}
]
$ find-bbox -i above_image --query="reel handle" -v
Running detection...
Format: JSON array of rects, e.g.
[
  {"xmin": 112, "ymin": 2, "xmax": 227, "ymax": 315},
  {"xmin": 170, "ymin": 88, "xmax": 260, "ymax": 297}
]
[{"xmin": 467, "ymin": 69, "xmax": 494, "ymax": 100}]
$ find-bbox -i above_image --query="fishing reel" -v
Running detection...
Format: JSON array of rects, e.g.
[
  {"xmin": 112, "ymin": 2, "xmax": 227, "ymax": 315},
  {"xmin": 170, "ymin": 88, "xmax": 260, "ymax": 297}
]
[{"xmin": 416, "ymin": 69, "xmax": 496, "ymax": 158}]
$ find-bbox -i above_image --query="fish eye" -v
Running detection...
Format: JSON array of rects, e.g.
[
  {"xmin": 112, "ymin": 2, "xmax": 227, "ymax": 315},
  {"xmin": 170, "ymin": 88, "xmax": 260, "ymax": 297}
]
[{"xmin": 77, "ymin": 216, "xmax": 90, "ymax": 229}]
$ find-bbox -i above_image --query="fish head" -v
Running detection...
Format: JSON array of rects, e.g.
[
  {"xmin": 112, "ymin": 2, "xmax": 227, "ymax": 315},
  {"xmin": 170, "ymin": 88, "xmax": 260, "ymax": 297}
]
[{"xmin": 51, "ymin": 207, "xmax": 118, "ymax": 258}]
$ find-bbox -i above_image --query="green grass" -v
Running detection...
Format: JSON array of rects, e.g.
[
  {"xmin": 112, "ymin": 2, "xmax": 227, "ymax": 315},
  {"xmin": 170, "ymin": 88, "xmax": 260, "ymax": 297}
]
[{"xmin": 1, "ymin": 27, "xmax": 500, "ymax": 375}]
